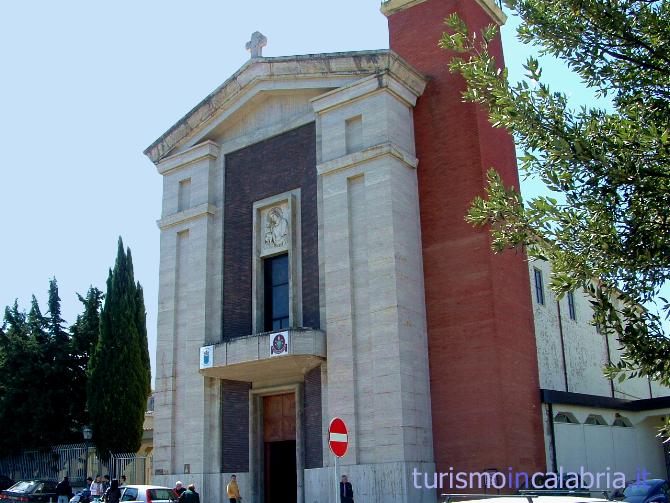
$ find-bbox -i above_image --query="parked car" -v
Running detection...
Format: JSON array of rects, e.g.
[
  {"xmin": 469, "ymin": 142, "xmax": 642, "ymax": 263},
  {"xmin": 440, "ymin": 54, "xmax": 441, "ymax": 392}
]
[
  {"xmin": 69, "ymin": 489, "xmax": 97, "ymax": 503},
  {"xmin": 119, "ymin": 486, "xmax": 177, "ymax": 503},
  {"xmin": 0, "ymin": 480, "xmax": 58, "ymax": 503},
  {"xmin": 0, "ymin": 479, "xmax": 14, "ymax": 493},
  {"xmin": 623, "ymin": 479, "xmax": 669, "ymax": 503},
  {"xmin": 442, "ymin": 495, "xmax": 610, "ymax": 503}
]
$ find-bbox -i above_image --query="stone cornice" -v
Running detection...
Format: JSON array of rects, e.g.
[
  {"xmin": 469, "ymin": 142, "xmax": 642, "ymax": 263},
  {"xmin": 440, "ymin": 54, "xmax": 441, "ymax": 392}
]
[
  {"xmin": 317, "ymin": 142, "xmax": 418, "ymax": 176},
  {"xmin": 144, "ymin": 50, "xmax": 426, "ymax": 164},
  {"xmin": 156, "ymin": 140, "xmax": 220, "ymax": 175},
  {"xmin": 157, "ymin": 203, "xmax": 217, "ymax": 230},
  {"xmin": 311, "ymin": 70, "xmax": 426, "ymax": 114},
  {"xmin": 380, "ymin": 0, "xmax": 507, "ymax": 26}
]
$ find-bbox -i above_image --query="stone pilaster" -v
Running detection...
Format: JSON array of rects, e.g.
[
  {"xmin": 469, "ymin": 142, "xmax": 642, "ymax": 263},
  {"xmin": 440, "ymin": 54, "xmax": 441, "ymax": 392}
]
[
  {"xmin": 153, "ymin": 140, "xmax": 223, "ymax": 498},
  {"xmin": 313, "ymin": 70, "xmax": 434, "ymax": 478}
]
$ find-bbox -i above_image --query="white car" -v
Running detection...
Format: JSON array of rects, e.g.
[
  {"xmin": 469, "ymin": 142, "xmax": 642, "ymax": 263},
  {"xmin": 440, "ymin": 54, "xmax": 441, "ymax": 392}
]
[
  {"xmin": 442, "ymin": 495, "xmax": 611, "ymax": 503},
  {"xmin": 119, "ymin": 486, "xmax": 178, "ymax": 503}
]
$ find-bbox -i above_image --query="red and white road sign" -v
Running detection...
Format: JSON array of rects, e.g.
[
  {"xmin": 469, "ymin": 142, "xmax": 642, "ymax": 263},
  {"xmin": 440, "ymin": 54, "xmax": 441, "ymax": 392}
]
[{"xmin": 328, "ymin": 417, "xmax": 349, "ymax": 457}]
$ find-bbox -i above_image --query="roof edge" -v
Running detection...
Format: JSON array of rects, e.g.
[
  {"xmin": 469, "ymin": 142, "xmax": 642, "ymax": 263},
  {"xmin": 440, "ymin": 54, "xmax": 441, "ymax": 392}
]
[
  {"xmin": 143, "ymin": 49, "xmax": 426, "ymax": 165},
  {"xmin": 541, "ymin": 388, "xmax": 670, "ymax": 412},
  {"xmin": 381, "ymin": 0, "xmax": 507, "ymax": 25}
]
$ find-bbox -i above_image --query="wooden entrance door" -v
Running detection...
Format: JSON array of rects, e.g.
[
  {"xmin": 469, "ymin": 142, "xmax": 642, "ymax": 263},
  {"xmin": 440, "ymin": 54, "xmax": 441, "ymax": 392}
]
[
  {"xmin": 263, "ymin": 393, "xmax": 296, "ymax": 503},
  {"xmin": 263, "ymin": 393, "xmax": 296, "ymax": 442}
]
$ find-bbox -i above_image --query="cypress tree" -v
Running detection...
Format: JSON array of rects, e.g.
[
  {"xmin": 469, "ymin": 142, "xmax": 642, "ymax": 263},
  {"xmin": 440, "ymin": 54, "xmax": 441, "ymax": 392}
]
[
  {"xmin": 87, "ymin": 238, "xmax": 151, "ymax": 454},
  {"xmin": 44, "ymin": 279, "xmax": 81, "ymax": 444}
]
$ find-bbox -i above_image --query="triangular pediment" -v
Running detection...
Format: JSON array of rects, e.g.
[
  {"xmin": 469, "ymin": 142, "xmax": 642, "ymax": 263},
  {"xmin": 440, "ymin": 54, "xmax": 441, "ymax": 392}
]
[{"xmin": 144, "ymin": 50, "xmax": 426, "ymax": 164}]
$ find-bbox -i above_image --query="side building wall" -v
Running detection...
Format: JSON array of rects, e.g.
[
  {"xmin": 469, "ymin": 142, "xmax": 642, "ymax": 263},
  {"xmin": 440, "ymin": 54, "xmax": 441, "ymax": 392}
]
[
  {"xmin": 531, "ymin": 258, "xmax": 669, "ymax": 399},
  {"xmin": 530, "ymin": 258, "xmax": 670, "ymax": 482}
]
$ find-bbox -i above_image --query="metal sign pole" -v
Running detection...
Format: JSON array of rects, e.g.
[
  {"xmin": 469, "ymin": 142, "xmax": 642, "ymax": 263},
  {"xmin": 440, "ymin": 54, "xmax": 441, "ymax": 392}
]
[{"xmin": 334, "ymin": 455, "xmax": 339, "ymax": 503}]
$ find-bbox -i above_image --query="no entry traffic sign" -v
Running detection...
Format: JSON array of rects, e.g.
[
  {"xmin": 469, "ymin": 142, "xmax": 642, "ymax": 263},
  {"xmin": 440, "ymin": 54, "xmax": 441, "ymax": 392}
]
[{"xmin": 328, "ymin": 417, "xmax": 349, "ymax": 457}]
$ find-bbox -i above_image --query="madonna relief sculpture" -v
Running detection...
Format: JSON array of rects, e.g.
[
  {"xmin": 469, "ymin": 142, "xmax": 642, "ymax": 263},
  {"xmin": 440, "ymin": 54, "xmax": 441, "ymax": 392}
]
[{"xmin": 264, "ymin": 206, "xmax": 289, "ymax": 249}]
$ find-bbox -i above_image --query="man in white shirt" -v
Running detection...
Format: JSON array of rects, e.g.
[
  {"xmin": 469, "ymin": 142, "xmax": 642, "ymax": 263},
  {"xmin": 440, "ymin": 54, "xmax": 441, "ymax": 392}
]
[{"xmin": 90, "ymin": 476, "xmax": 104, "ymax": 499}]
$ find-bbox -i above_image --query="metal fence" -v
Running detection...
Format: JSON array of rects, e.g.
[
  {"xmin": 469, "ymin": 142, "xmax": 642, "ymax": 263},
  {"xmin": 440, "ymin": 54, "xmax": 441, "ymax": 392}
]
[
  {"xmin": 110, "ymin": 453, "xmax": 152, "ymax": 486},
  {"xmin": 0, "ymin": 444, "xmax": 152, "ymax": 488}
]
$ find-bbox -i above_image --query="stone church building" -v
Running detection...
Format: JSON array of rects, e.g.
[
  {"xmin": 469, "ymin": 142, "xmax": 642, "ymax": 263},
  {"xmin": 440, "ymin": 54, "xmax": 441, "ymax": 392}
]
[{"xmin": 144, "ymin": 0, "xmax": 670, "ymax": 501}]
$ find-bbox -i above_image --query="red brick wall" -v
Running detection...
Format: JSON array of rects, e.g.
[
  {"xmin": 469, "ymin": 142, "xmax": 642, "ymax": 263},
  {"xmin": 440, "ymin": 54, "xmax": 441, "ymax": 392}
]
[{"xmin": 387, "ymin": 0, "xmax": 546, "ymax": 479}]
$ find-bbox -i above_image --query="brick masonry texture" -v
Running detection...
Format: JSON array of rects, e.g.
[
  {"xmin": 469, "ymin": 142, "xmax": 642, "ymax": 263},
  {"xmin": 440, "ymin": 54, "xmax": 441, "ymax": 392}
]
[
  {"xmin": 223, "ymin": 122, "xmax": 320, "ymax": 340},
  {"xmin": 304, "ymin": 366, "xmax": 323, "ymax": 469},
  {"xmin": 221, "ymin": 379, "xmax": 251, "ymax": 472},
  {"xmin": 388, "ymin": 0, "xmax": 546, "ymax": 477}
]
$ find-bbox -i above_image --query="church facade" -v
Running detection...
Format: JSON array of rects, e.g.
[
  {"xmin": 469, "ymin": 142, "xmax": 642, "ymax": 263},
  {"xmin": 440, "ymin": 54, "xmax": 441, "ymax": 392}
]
[{"xmin": 144, "ymin": 1, "xmax": 670, "ymax": 502}]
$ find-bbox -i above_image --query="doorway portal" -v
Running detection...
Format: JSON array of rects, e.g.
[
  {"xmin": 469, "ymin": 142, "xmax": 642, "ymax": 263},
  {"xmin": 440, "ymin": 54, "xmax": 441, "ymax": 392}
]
[
  {"xmin": 263, "ymin": 393, "xmax": 297, "ymax": 503},
  {"xmin": 264, "ymin": 440, "xmax": 297, "ymax": 503}
]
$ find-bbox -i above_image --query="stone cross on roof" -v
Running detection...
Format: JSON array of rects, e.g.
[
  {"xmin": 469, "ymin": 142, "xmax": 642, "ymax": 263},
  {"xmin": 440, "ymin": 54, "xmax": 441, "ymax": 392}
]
[{"xmin": 245, "ymin": 31, "xmax": 267, "ymax": 59}]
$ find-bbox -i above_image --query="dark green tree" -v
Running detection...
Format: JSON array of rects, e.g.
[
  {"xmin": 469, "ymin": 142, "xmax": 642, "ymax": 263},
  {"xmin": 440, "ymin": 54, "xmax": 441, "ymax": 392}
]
[
  {"xmin": 440, "ymin": 0, "xmax": 670, "ymax": 398},
  {"xmin": 0, "ymin": 302, "xmax": 39, "ymax": 454},
  {"xmin": 43, "ymin": 279, "xmax": 81, "ymax": 445},
  {"xmin": 4, "ymin": 282, "xmax": 83, "ymax": 448},
  {"xmin": 69, "ymin": 287, "xmax": 104, "ymax": 433},
  {"xmin": 45, "ymin": 278, "xmax": 81, "ymax": 445},
  {"xmin": 87, "ymin": 238, "xmax": 151, "ymax": 454},
  {"xmin": 25, "ymin": 295, "xmax": 52, "ymax": 447}
]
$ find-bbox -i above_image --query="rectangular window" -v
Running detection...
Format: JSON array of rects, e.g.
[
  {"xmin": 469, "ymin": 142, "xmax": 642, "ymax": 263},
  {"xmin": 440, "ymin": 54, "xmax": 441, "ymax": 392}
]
[
  {"xmin": 567, "ymin": 291, "xmax": 576, "ymax": 320},
  {"xmin": 264, "ymin": 253, "xmax": 289, "ymax": 331},
  {"xmin": 147, "ymin": 489, "xmax": 178, "ymax": 502},
  {"xmin": 345, "ymin": 115, "xmax": 363, "ymax": 154},
  {"xmin": 121, "ymin": 488, "xmax": 138, "ymax": 502},
  {"xmin": 178, "ymin": 178, "xmax": 191, "ymax": 212},
  {"xmin": 533, "ymin": 268, "xmax": 545, "ymax": 305}
]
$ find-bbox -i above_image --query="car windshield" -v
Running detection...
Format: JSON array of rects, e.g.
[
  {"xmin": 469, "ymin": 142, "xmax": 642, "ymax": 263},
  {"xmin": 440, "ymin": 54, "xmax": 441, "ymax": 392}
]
[
  {"xmin": 120, "ymin": 488, "xmax": 138, "ymax": 501},
  {"xmin": 624, "ymin": 482, "xmax": 654, "ymax": 497},
  {"xmin": 6, "ymin": 482, "xmax": 36, "ymax": 493},
  {"xmin": 147, "ymin": 489, "xmax": 177, "ymax": 502}
]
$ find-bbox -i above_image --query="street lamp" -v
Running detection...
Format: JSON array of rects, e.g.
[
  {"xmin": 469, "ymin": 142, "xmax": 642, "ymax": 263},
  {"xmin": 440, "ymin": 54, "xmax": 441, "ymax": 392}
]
[{"xmin": 82, "ymin": 426, "xmax": 92, "ymax": 481}]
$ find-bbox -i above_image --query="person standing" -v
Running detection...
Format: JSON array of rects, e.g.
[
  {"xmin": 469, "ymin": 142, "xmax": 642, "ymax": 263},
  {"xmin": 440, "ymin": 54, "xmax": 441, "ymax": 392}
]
[
  {"xmin": 226, "ymin": 475, "xmax": 241, "ymax": 503},
  {"xmin": 339, "ymin": 475, "xmax": 354, "ymax": 503},
  {"xmin": 173, "ymin": 481, "xmax": 186, "ymax": 496},
  {"xmin": 119, "ymin": 476, "xmax": 126, "ymax": 487},
  {"xmin": 102, "ymin": 476, "xmax": 110, "ymax": 494},
  {"xmin": 102, "ymin": 480, "xmax": 121, "ymax": 503},
  {"xmin": 90, "ymin": 476, "xmax": 104, "ymax": 499},
  {"xmin": 178, "ymin": 484, "xmax": 200, "ymax": 503},
  {"xmin": 56, "ymin": 476, "xmax": 73, "ymax": 503},
  {"xmin": 81, "ymin": 477, "xmax": 93, "ymax": 503}
]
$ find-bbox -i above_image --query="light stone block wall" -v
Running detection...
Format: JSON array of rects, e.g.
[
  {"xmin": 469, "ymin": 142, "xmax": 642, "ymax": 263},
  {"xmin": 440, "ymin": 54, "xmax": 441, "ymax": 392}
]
[
  {"xmin": 317, "ymin": 84, "xmax": 417, "ymax": 164},
  {"xmin": 304, "ymin": 462, "xmax": 437, "ymax": 503},
  {"xmin": 315, "ymin": 73, "xmax": 433, "ymax": 479},
  {"xmin": 149, "ymin": 54, "xmax": 430, "ymax": 503},
  {"xmin": 153, "ymin": 142, "xmax": 223, "ymax": 502},
  {"xmin": 212, "ymin": 90, "xmax": 325, "ymax": 147}
]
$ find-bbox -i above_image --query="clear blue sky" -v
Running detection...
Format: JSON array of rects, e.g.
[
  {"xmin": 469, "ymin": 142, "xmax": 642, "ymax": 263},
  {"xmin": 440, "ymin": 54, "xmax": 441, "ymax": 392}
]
[{"xmin": 0, "ymin": 1, "xmax": 643, "ymax": 381}]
